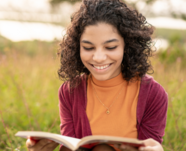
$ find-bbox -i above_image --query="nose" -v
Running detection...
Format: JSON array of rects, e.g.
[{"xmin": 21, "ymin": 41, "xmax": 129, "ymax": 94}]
[{"xmin": 92, "ymin": 49, "xmax": 107, "ymax": 63}]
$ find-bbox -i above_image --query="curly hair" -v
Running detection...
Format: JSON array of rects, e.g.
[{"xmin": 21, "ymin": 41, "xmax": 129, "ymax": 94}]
[{"xmin": 58, "ymin": 0, "xmax": 155, "ymax": 88}]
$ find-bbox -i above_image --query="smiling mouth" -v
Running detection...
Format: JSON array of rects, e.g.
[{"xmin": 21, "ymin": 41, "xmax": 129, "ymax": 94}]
[{"xmin": 91, "ymin": 64, "xmax": 112, "ymax": 70}]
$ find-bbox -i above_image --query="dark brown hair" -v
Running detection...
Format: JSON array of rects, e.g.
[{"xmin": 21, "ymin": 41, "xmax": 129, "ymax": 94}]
[{"xmin": 58, "ymin": 0, "xmax": 154, "ymax": 88}]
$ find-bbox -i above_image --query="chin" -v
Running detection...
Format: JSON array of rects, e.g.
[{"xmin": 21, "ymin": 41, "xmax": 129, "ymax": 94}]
[{"xmin": 92, "ymin": 74, "xmax": 111, "ymax": 81}]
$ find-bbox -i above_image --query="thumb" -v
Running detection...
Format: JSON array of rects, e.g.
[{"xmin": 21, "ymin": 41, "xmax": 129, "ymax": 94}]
[{"xmin": 26, "ymin": 138, "xmax": 36, "ymax": 148}]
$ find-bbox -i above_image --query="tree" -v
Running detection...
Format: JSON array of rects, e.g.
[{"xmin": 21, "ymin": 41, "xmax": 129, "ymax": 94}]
[
  {"xmin": 49, "ymin": 0, "xmax": 186, "ymax": 20},
  {"xmin": 50, "ymin": 0, "xmax": 80, "ymax": 5}
]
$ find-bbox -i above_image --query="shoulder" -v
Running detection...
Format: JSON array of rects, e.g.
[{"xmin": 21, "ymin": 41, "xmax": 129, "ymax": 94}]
[
  {"xmin": 138, "ymin": 75, "xmax": 168, "ymax": 143},
  {"xmin": 140, "ymin": 74, "xmax": 168, "ymax": 100},
  {"xmin": 58, "ymin": 74, "xmax": 88, "ymax": 100},
  {"xmin": 138, "ymin": 74, "xmax": 168, "ymax": 122},
  {"xmin": 58, "ymin": 74, "xmax": 88, "ymax": 112}
]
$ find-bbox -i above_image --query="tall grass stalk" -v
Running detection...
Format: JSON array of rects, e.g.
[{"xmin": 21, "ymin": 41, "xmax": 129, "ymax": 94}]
[
  {"xmin": 0, "ymin": 38, "xmax": 186, "ymax": 150},
  {"xmin": 0, "ymin": 108, "xmax": 13, "ymax": 151}
]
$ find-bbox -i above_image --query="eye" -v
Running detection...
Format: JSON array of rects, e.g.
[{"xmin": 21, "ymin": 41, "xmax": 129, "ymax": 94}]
[
  {"xmin": 83, "ymin": 47, "xmax": 94, "ymax": 50},
  {"xmin": 106, "ymin": 46, "xmax": 118, "ymax": 50}
]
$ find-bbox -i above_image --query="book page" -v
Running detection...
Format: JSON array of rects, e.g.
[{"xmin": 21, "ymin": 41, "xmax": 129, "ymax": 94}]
[
  {"xmin": 78, "ymin": 135, "xmax": 144, "ymax": 148},
  {"xmin": 15, "ymin": 131, "xmax": 81, "ymax": 150},
  {"xmin": 55, "ymin": 134, "xmax": 80, "ymax": 148}
]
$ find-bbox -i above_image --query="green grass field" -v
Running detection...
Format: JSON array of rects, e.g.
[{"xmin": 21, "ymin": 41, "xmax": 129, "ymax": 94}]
[{"xmin": 0, "ymin": 28, "xmax": 186, "ymax": 151}]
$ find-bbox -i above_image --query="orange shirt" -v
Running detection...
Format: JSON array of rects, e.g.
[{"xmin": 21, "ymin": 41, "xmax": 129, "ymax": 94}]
[{"xmin": 86, "ymin": 73, "xmax": 140, "ymax": 138}]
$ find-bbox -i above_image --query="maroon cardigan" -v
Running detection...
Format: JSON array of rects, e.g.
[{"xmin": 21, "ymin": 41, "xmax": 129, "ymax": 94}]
[{"xmin": 58, "ymin": 74, "xmax": 168, "ymax": 145}]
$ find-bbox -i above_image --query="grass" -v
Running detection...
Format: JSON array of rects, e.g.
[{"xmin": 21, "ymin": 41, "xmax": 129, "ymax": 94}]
[
  {"xmin": 154, "ymin": 28, "xmax": 186, "ymax": 41},
  {"xmin": 0, "ymin": 32, "xmax": 186, "ymax": 150},
  {"xmin": 151, "ymin": 56, "xmax": 186, "ymax": 151},
  {"xmin": 0, "ymin": 38, "xmax": 61, "ymax": 151}
]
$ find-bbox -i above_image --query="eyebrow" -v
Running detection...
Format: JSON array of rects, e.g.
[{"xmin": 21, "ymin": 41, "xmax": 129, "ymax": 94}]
[
  {"xmin": 104, "ymin": 39, "xmax": 119, "ymax": 44},
  {"xmin": 81, "ymin": 39, "xmax": 119, "ymax": 45}
]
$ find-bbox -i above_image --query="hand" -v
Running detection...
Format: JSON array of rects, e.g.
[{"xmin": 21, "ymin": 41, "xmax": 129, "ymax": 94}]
[
  {"xmin": 26, "ymin": 137, "xmax": 59, "ymax": 151},
  {"xmin": 114, "ymin": 138, "xmax": 163, "ymax": 151},
  {"xmin": 139, "ymin": 138, "xmax": 164, "ymax": 151}
]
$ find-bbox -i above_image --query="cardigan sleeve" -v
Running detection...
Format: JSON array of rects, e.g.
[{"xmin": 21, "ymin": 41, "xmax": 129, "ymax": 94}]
[
  {"xmin": 58, "ymin": 82, "xmax": 76, "ymax": 150},
  {"xmin": 138, "ymin": 80, "xmax": 168, "ymax": 144},
  {"xmin": 58, "ymin": 82, "xmax": 76, "ymax": 137}
]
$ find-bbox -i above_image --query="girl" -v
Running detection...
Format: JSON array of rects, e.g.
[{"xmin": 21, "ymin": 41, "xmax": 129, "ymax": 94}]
[{"xmin": 26, "ymin": 0, "xmax": 168, "ymax": 151}]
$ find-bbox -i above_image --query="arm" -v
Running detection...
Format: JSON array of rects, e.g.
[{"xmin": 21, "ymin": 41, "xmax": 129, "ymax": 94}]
[
  {"xmin": 137, "ymin": 83, "xmax": 168, "ymax": 151},
  {"xmin": 58, "ymin": 83, "xmax": 76, "ymax": 151},
  {"xmin": 135, "ymin": 81, "xmax": 168, "ymax": 151},
  {"xmin": 138, "ymin": 82, "xmax": 168, "ymax": 144},
  {"xmin": 58, "ymin": 83, "xmax": 76, "ymax": 137}
]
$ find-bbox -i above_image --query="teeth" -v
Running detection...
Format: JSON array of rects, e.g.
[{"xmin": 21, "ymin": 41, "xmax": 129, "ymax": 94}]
[{"xmin": 94, "ymin": 64, "xmax": 110, "ymax": 70}]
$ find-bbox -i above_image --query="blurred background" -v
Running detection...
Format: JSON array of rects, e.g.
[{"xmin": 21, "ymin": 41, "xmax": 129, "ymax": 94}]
[{"xmin": 0, "ymin": 0, "xmax": 186, "ymax": 150}]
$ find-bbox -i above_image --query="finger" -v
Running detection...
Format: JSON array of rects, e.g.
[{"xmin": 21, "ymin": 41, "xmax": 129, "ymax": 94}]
[
  {"xmin": 142, "ymin": 138, "xmax": 159, "ymax": 146},
  {"xmin": 42, "ymin": 141, "xmax": 59, "ymax": 150},
  {"xmin": 139, "ymin": 146, "xmax": 156, "ymax": 151},
  {"xmin": 140, "ymin": 139, "xmax": 163, "ymax": 151},
  {"xmin": 34, "ymin": 139, "xmax": 52, "ymax": 147},
  {"xmin": 26, "ymin": 138, "xmax": 36, "ymax": 148}
]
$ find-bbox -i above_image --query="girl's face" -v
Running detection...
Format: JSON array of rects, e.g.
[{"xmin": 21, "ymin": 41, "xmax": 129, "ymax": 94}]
[{"xmin": 80, "ymin": 22, "xmax": 125, "ymax": 81}]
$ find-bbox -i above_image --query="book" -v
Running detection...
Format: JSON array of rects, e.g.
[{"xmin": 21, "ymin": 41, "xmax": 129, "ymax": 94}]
[{"xmin": 15, "ymin": 131, "xmax": 145, "ymax": 151}]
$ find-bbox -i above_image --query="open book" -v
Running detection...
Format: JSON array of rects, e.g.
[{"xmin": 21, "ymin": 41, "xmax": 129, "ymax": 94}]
[{"xmin": 15, "ymin": 131, "xmax": 145, "ymax": 150}]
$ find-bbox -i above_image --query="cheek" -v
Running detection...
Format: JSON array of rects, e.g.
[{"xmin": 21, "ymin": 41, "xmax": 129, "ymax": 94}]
[
  {"xmin": 109, "ymin": 49, "xmax": 124, "ymax": 63},
  {"xmin": 80, "ymin": 49, "xmax": 91, "ymax": 63},
  {"xmin": 117, "ymin": 48, "xmax": 124, "ymax": 61}
]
